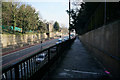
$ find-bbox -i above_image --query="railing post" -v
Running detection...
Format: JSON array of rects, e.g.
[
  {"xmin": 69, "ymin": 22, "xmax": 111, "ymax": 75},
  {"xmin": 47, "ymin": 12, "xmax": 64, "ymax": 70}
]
[
  {"xmin": 61, "ymin": 42, "xmax": 64, "ymax": 53},
  {"xmin": 56, "ymin": 45, "xmax": 58, "ymax": 55},
  {"xmin": 48, "ymin": 48, "xmax": 50, "ymax": 62},
  {"xmin": 59, "ymin": 44, "xmax": 62, "ymax": 55},
  {"xmin": 56, "ymin": 44, "xmax": 59, "ymax": 58},
  {"xmin": 14, "ymin": 65, "xmax": 19, "ymax": 80}
]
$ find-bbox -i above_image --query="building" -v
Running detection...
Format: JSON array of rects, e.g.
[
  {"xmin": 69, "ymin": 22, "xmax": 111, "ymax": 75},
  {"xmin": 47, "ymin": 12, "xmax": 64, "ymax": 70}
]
[
  {"xmin": 46, "ymin": 23, "xmax": 53, "ymax": 32},
  {"xmin": 46, "ymin": 23, "xmax": 53, "ymax": 38}
]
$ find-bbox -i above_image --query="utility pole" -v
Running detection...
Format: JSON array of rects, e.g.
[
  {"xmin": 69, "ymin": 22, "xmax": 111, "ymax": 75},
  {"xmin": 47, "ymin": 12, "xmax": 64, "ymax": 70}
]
[{"xmin": 69, "ymin": 0, "xmax": 71, "ymax": 40}]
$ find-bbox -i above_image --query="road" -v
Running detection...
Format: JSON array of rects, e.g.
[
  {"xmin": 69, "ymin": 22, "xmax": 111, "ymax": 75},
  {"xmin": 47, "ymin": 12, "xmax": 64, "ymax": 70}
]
[{"xmin": 2, "ymin": 36, "xmax": 67, "ymax": 68}]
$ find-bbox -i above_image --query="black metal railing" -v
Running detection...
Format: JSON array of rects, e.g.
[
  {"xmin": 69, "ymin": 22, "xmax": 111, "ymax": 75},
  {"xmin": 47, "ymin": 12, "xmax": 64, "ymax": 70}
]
[{"xmin": 2, "ymin": 38, "xmax": 75, "ymax": 80}]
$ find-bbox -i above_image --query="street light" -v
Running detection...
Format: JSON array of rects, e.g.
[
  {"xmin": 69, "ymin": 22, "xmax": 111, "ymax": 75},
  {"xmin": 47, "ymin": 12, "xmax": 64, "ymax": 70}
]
[
  {"xmin": 39, "ymin": 26, "xmax": 43, "ymax": 49},
  {"xmin": 104, "ymin": 0, "xmax": 106, "ymax": 25},
  {"xmin": 69, "ymin": 0, "xmax": 71, "ymax": 40}
]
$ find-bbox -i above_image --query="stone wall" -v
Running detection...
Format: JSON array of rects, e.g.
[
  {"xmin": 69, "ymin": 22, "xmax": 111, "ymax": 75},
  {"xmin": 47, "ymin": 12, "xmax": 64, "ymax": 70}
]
[
  {"xmin": 79, "ymin": 20, "xmax": 120, "ymax": 78},
  {"xmin": 1, "ymin": 34, "xmax": 42, "ymax": 48},
  {"xmin": 1, "ymin": 31, "xmax": 65, "ymax": 48}
]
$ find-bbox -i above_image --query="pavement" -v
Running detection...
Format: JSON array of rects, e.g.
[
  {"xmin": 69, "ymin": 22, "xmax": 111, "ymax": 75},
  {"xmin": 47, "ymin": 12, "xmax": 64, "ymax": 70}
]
[{"xmin": 44, "ymin": 37, "xmax": 110, "ymax": 79}]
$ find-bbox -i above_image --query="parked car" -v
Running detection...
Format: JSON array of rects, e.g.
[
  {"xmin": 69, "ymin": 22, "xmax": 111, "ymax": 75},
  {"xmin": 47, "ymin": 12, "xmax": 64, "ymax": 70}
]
[
  {"xmin": 56, "ymin": 42, "xmax": 59, "ymax": 44},
  {"xmin": 63, "ymin": 37, "xmax": 68, "ymax": 41},
  {"xmin": 58, "ymin": 38, "xmax": 62, "ymax": 42},
  {"xmin": 36, "ymin": 53, "xmax": 47, "ymax": 64}
]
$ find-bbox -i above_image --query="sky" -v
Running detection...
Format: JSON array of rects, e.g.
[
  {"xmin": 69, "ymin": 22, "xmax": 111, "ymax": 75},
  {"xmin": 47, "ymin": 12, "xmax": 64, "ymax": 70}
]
[
  {"xmin": 22, "ymin": 0, "xmax": 82, "ymax": 28},
  {"xmin": 27, "ymin": 2, "xmax": 69, "ymax": 28},
  {"xmin": 13, "ymin": 0, "xmax": 70, "ymax": 28},
  {"xmin": 2, "ymin": 0, "xmax": 83, "ymax": 28}
]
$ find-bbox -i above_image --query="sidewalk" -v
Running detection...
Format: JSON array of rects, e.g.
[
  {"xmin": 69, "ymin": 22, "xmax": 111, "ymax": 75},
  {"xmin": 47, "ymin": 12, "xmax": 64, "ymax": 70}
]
[{"xmin": 44, "ymin": 37, "xmax": 109, "ymax": 79}]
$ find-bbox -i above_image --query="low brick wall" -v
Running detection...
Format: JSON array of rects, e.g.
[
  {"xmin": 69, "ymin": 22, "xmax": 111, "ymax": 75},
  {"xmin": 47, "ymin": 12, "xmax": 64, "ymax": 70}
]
[{"xmin": 79, "ymin": 20, "xmax": 120, "ymax": 78}]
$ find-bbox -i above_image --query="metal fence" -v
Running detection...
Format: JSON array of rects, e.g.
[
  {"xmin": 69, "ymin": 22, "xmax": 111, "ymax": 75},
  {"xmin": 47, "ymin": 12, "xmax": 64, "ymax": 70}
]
[{"xmin": 2, "ymin": 38, "xmax": 75, "ymax": 80}]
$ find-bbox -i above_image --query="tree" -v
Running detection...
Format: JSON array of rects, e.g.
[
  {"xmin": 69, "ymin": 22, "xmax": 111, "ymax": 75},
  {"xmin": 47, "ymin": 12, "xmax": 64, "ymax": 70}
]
[
  {"xmin": 69, "ymin": 2, "xmax": 100, "ymax": 35},
  {"xmin": 2, "ymin": 2, "xmax": 48, "ymax": 34},
  {"xmin": 53, "ymin": 21, "xmax": 60, "ymax": 31},
  {"xmin": 2, "ymin": 2, "xmax": 13, "ymax": 26},
  {"xmin": 2, "ymin": 2, "xmax": 19, "ymax": 33},
  {"xmin": 37, "ymin": 20, "xmax": 47, "ymax": 33},
  {"xmin": 60, "ymin": 26, "xmax": 68, "ymax": 34}
]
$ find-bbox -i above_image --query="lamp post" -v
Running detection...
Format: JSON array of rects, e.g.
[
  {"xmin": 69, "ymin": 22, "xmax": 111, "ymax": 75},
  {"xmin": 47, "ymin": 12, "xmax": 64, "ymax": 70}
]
[
  {"xmin": 104, "ymin": 0, "xmax": 106, "ymax": 25},
  {"xmin": 69, "ymin": 0, "xmax": 71, "ymax": 40},
  {"xmin": 39, "ymin": 26, "xmax": 43, "ymax": 49}
]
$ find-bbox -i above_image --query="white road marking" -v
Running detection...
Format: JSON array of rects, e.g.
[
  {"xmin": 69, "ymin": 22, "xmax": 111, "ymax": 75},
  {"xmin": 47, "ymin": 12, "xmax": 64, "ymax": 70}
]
[{"xmin": 64, "ymin": 69, "xmax": 100, "ymax": 74}]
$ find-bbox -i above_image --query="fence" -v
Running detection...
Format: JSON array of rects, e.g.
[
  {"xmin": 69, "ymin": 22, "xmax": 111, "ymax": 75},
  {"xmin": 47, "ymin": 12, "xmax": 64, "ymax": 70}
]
[{"xmin": 2, "ymin": 38, "xmax": 75, "ymax": 80}]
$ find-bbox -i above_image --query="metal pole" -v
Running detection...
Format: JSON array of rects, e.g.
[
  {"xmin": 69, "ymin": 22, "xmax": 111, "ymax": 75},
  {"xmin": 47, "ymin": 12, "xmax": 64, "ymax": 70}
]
[
  {"xmin": 104, "ymin": 0, "xmax": 106, "ymax": 25},
  {"xmin": 69, "ymin": 0, "xmax": 71, "ymax": 40},
  {"xmin": 41, "ymin": 32, "xmax": 42, "ymax": 49}
]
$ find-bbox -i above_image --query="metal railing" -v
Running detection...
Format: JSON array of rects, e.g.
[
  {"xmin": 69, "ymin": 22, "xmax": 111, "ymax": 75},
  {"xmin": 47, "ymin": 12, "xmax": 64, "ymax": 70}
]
[{"xmin": 2, "ymin": 38, "xmax": 75, "ymax": 80}]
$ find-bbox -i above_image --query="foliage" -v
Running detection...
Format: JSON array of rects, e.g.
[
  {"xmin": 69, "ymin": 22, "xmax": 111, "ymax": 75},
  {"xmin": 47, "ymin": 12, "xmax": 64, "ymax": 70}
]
[
  {"xmin": 53, "ymin": 21, "xmax": 60, "ymax": 31},
  {"xmin": 69, "ymin": 2, "xmax": 120, "ymax": 35},
  {"xmin": 60, "ymin": 26, "xmax": 68, "ymax": 34},
  {"xmin": 37, "ymin": 20, "xmax": 47, "ymax": 33},
  {"xmin": 2, "ymin": 2, "xmax": 47, "ymax": 34}
]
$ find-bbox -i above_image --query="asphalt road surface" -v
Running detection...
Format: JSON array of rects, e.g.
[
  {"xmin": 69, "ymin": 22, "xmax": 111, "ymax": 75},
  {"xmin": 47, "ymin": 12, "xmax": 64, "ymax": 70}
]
[{"xmin": 2, "ymin": 36, "xmax": 67, "ymax": 68}]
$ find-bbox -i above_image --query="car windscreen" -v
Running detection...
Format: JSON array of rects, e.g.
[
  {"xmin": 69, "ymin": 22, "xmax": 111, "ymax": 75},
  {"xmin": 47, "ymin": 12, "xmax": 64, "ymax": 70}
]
[{"xmin": 38, "ymin": 56, "xmax": 44, "ymax": 58}]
